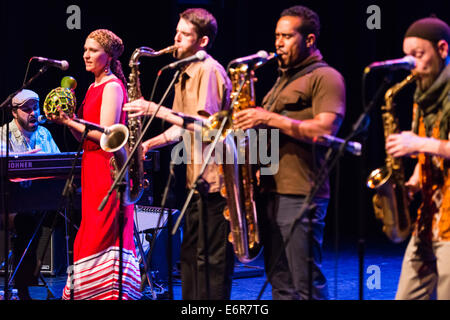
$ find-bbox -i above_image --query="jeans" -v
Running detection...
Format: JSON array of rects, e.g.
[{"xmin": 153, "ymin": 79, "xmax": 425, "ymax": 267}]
[{"xmin": 259, "ymin": 193, "xmax": 329, "ymax": 300}]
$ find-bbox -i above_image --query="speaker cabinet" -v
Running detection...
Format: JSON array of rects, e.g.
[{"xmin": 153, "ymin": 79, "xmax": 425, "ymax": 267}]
[
  {"xmin": 1, "ymin": 226, "xmax": 66, "ymax": 276},
  {"xmin": 134, "ymin": 205, "xmax": 181, "ymax": 283}
]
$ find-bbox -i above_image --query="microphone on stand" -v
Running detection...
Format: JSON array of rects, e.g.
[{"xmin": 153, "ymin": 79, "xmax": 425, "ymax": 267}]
[
  {"xmin": 31, "ymin": 57, "xmax": 69, "ymax": 70},
  {"xmin": 254, "ymin": 52, "xmax": 278, "ymax": 69},
  {"xmin": 364, "ymin": 56, "xmax": 416, "ymax": 74},
  {"xmin": 37, "ymin": 115, "xmax": 48, "ymax": 124},
  {"xmin": 72, "ymin": 118, "xmax": 112, "ymax": 134},
  {"xmin": 161, "ymin": 50, "xmax": 207, "ymax": 70},
  {"xmin": 229, "ymin": 50, "xmax": 269, "ymax": 66},
  {"xmin": 315, "ymin": 134, "xmax": 362, "ymax": 156}
]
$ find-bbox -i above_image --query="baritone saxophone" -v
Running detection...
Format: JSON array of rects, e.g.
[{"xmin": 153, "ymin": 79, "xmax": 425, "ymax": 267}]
[{"xmin": 202, "ymin": 53, "xmax": 277, "ymax": 263}]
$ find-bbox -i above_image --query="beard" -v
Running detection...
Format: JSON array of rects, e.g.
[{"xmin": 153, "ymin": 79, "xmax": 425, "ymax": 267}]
[
  {"xmin": 416, "ymin": 59, "xmax": 444, "ymax": 92},
  {"xmin": 17, "ymin": 116, "xmax": 38, "ymax": 132},
  {"xmin": 417, "ymin": 74, "xmax": 436, "ymax": 92}
]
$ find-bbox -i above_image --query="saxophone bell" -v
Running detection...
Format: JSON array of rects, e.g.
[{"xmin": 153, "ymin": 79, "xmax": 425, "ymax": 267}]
[
  {"xmin": 100, "ymin": 123, "xmax": 129, "ymax": 153},
  {"xmin": 367, "ymin": 167, "xmax": 391, "ymax": 189}
]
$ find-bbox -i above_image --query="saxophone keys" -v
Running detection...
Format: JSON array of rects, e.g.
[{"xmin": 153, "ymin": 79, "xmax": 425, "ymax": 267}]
[
  {"xmin": 223, "ymin": 207, "xmax": 230, "ymax": 220},
  {"xmin": 228, "ymin": 232, "xmax": 234, "ymax": 244}
]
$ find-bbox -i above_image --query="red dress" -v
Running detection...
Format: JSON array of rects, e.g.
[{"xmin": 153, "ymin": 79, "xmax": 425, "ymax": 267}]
[{"xmin": 62, "ymin": 78, "xmax": 141, "ymax": 300}]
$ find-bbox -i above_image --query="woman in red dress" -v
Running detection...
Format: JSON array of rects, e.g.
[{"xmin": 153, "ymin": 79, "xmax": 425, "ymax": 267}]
[{"xmin": 53, "ymin": 29, "xmax": 141, "ymax": 300}]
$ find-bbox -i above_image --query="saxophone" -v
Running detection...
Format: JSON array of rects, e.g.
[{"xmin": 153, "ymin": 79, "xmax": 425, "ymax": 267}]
[
  {"xmin": 101, "ymin": 45, "xmax": 176, "ymax": 205},
  {"xmin": 366, "ymin": 72, "xmax": 417, "ymax": 243},
  {"xmin": 203, "ymin": 56, "xmax": 276, "ymax": 263}
]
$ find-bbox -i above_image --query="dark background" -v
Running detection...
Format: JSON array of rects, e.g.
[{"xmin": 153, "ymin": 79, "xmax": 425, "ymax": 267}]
[{"xmin": 1, "ymin": 0, "xmax": 449, "ymax": 247}]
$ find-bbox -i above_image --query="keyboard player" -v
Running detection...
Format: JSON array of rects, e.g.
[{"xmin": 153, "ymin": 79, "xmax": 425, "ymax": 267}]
[{"xmin": 1, "ymin": 89, "xmax": 60, "ymax": 300}]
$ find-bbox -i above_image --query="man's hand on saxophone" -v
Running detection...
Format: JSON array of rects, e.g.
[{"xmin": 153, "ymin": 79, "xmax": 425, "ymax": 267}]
[
  {"xmin": 386, "ymin": 131, "xmax": 424, "ymax": 157},
  {"xmin": 386, "ymin": 131, "xmax": 450, "ymax": 159},
  {"xmin": 124, "ymin": 98, "xmax": 205, "ymax": 133},
  {"xmin": 124, "ymin": 98, "xmax": 160, "ymax": 118}
]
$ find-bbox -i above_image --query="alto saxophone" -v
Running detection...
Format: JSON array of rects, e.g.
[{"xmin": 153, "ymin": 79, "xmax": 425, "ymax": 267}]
[
  {"xmin": 366, "ymin": 72, "xmax": 417, "ymax": 243},
  {"xmin": 101, "ymin": 45, "xmax": 176, "ymax": 205}
]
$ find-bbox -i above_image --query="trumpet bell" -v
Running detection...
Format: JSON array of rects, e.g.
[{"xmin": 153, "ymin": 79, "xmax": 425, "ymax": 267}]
[{"xmin": 100, "ymin": 124, "xmax": 129, "ymax": 153}]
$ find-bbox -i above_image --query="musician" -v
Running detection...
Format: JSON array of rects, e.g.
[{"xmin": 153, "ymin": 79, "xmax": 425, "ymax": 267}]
[
  {"xmin": 51, "ymin": 29, "xmax": 142, "ymax": 300},
  {"xmin": 0, "ymin": 89, "xmax": 59, "ymax": 154},
  {"xmin": 384, "ymin": 17, "xmax": 450, "ymax": 300},
  {"xmin": 0, "ymin": 89, "xmax": 60, "ymax": 300},
  {"xmin": 233, "ymin": 5, "xmax": 346, "ymax": 299},
  {"xmin": 124, "ymin": 8, "xmax": 235, "ymax": 299}
]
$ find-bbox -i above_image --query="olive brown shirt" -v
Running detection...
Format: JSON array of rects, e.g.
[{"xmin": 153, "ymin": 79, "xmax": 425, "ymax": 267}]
[{"xmin": 260, "ymin": 50, "xmax": 346, "ymax": 198}]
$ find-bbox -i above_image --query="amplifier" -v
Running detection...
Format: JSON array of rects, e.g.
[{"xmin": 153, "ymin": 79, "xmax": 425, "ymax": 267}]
[
  {"xmin": 0, "ymin": 226, "xmax": 66, "ymax": 276},
  {"xmin": 134, "ymin": 205, "xmax": 181, "ymax": 283}
]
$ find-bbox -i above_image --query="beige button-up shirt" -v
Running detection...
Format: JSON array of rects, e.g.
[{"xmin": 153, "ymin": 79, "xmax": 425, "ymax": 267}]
[{"xmin": 172, "ymin": 54, "xmax": 231, "ymax": 193}]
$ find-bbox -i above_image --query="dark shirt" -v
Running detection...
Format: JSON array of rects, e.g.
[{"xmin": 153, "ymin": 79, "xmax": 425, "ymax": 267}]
[{"xmin": 260, "ymin": 50, "xmax": 346, "ymax": 198}]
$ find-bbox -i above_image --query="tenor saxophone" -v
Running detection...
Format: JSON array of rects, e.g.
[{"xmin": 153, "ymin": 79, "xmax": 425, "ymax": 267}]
[
  {"xmin": 101, "ymin": 45, "xmax": 176, "ymax": 205},
  {"xmin": 366, "ymin": 72, "xmax": 417, "ymax": 243}
]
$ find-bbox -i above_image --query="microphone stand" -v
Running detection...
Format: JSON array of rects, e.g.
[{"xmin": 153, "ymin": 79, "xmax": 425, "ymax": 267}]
[
  {"xmin": 140, "ymin": 159, "xmax": 176, "ymax": 299},
  {"xmin": 354, "ymin": 74, "xmax": 393, "ymax": 300},
  {"xmin": 11, "ymin": 126, "xmax": 86, "ymax": 300},
  {"xmin": 57, "ymin": 125, "xmax": 89, "ymax": 300},
  {"xmin": 0, "ymin": 65, "xmax": 48, "ymax": 300},
  {"xmin": 256, "ymin": 73, "xmax": 393, "ymax": 300},
  {"xmin": 161, "ymin": 162, "xmax": 175, "ymax": 300},
  {"xmin": 97, "ymin": 68, "xmax": 181, "ymax": 301}
]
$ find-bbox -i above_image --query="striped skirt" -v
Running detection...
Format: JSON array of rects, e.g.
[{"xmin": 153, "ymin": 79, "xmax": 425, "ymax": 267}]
[{"xmin": 62, "ymin": 246, "xmax": 142, "ymax": 300}]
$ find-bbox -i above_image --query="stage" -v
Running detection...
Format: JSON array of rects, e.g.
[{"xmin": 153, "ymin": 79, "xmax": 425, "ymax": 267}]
[{"xmin": 1, "ymin": 238, "xmax": 406, "ymax": 300}]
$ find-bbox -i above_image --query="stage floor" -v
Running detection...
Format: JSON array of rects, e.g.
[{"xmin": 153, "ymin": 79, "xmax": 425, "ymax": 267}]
[{"xmin": 1, "ymin": 238, "xmax": 406, "ymax": 300}]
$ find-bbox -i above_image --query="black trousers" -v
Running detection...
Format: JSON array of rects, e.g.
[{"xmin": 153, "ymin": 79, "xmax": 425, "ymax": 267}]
[{"xmin": 180, "ymin": 192, "xmax": 235, "ymax": 300}]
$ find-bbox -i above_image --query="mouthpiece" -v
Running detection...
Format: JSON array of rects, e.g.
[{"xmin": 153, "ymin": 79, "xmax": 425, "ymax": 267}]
[
  {"xmin": 130, "ymin": 45, "xmax": 178, "ymax": 66},
  {"xmin": 157, "ymin": 45, "xmax": 177, "ymax": 55}
]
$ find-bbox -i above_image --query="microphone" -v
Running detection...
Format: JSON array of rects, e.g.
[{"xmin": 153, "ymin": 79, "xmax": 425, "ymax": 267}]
[
  {"xmin": 316, "ymin": 134, "xmax": 362, "ymax": 156},
  {"xmin": 254, "ymin": 52, "xmax": 278, "ymax": 69},
  {"xmin": 364, "ymin": 56, "xmax": 416, "ymax": 74},
  {"xmin": 163, "ymin": 50, "xmax": 207, "ymax": 70},
  {"xmin": 229, "ymin": 50, "xmax": 269, "ymax": 66},
  {"xmin": 37, "ymin": 115, "xmax": 48, "ymax": 124},
  {"xmin": 73, "ymin": 118, "xmax": 112, "ymax": 134},
  {"xmin": 31, "ymin": 56, "xmax": 69, "ymax": 70}
]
